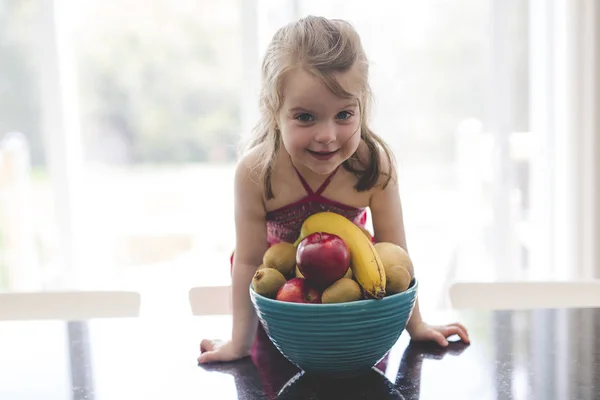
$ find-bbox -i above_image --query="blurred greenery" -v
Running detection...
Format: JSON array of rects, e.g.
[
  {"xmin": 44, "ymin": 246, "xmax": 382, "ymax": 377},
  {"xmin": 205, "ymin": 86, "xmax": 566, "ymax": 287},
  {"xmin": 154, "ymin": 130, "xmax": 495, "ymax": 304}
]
[
  {"xmin": 0, "ymin": 0, "xmax": 242, "ymax": 167},
  {"xmin": 0, "ymin": 0, "xmax": 43, "ymax": 166},
  {"xmin": 0, "ymin": 0, "xmax": 528, "ymax": 168},
  {"xmin": 369, "ymin": 0, "xmax": 529, "ymax": 165},
  {"xmin": 76, "ymin": 0, "xmax": 242, "ymax": 164}
]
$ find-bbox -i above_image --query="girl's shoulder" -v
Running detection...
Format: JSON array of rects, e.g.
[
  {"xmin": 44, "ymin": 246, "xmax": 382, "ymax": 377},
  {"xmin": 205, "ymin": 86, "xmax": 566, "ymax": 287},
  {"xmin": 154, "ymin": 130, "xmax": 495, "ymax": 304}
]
[
  {"xmin": 233, "ymin": 145, "xmax": 272, "ymax": 221},
  {"xmin": 234, "ymin": 145, "xmax": 266, "ymax": 192}
]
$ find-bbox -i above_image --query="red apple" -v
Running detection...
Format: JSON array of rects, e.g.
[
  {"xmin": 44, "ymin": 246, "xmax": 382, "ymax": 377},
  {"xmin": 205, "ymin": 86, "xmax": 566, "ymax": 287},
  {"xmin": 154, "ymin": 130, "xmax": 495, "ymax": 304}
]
[
  {"xmin": 276, "ymin": 277, "xmax": 322, "ymax": 303},
  {"xmin": 296, "ymin": 232, "xmax": 351, "ymax": 288}
]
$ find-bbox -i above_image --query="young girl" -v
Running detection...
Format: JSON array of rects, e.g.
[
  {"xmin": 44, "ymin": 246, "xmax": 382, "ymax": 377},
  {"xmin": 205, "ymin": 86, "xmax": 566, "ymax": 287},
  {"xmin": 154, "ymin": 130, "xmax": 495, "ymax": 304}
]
[{"xmin": 198, "ymin": 15, "xmax": 469, "ymax": 365}]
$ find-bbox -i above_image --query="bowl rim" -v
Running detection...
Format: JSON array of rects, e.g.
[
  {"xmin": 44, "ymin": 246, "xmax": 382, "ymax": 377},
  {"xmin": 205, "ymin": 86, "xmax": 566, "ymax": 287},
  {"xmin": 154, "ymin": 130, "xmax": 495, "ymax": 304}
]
[{"xmin": 250, "ymin": 278, "xmax": 418, "ymax": 310}]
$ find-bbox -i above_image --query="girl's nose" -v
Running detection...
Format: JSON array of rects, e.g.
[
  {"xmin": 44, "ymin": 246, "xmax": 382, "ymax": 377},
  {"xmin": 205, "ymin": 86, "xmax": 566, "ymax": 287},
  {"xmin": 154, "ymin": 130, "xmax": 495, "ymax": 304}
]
[{"xmin": 314, "ymin": 122, "xmax": 336, "ymax": 144}]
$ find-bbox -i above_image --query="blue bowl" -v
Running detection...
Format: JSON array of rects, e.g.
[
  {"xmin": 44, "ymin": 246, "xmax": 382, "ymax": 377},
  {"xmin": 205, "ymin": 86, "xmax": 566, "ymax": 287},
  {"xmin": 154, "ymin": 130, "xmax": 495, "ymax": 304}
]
[{"xmin": 249, "ymin": 279, "xmax": 418, "ymax": 376}]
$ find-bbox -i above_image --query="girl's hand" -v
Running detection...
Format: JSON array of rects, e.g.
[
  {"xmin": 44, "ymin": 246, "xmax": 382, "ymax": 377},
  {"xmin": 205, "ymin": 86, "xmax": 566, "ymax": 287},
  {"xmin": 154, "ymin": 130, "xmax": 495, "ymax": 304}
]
[
  {"xmin": 198, "ymin": 339, "xmax": 250, "ymax": 364},
  {"xmin": 408, "ymin": 322, "xmax": 470, "ymax": 347}
]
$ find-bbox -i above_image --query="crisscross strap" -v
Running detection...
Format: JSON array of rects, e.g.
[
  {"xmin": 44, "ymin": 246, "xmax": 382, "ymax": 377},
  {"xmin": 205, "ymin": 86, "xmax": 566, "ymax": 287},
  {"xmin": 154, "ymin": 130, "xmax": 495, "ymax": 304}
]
[{"xmin": 292, "ymin": 164, "xmax": 340, "ymax": 196}]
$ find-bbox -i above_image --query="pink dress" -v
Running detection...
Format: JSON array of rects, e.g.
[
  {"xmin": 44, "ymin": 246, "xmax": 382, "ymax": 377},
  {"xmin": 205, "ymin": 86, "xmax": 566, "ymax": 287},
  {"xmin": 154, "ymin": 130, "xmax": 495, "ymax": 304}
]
[
  {"xmin": 228, "ymin": 165, "xmax": 388, "ymax": 396},
  {"xmin": 229, "ymin": 164, "xmax": 368, "ymax": 266},
  {"xmin": 265, "ymin": 164, "xmax": 368, "ymax": 245}
]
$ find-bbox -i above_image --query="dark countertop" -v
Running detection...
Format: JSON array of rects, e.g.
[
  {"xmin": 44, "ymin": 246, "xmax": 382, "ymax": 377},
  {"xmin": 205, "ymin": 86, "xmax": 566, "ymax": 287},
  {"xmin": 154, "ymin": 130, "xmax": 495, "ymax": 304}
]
[{"xmin": 1, "ymin": 307, "xmax": 599, "ymax": 399}]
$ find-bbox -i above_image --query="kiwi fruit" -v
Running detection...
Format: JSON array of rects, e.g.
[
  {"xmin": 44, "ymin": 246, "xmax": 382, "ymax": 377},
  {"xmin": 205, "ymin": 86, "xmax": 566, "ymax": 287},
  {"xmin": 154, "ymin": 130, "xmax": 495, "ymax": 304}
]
[
  {"xmin": 322, "ymin": 278, "xmax": 362, "ymax": 304},
  {"xmin": 384, "ymin": 265, "xmax": 412, "ymax": 295},
  {"xmin": 252, "ymin": 268, "xmax": 287, "ymax": 298},
  {"xmin": 263, "ymin": 242, "xmax": 297, "ymax": 277},
  {"xmin": 374, "ymin": 242, "xmax": 414, "ymax": 279}
]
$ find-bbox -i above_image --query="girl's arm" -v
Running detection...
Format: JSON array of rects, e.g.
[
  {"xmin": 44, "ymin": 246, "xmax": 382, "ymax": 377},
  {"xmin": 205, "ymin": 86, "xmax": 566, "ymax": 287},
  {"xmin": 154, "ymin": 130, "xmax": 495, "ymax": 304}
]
[
  {"xmin": 369, "ymin": 157, "xmax": 469, "ymax": 346},
  {"xmin": 198, "ymin": 156, "xmax": 269, "ymax": 363},
  {"xmin": 230, "ymin": 158, "xmax": 269, "ymax": 352},
  {"xmin": 368, "ymin": 161, "xmax": 423, "ymax": 330}
]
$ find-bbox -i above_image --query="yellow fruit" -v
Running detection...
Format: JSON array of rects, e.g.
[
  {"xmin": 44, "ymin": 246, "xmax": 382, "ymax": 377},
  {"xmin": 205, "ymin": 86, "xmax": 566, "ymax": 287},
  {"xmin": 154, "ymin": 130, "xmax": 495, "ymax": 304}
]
[
  {"xmin": 360, "ymin": 227, "xmax": 373, "ymax": 242},
  {"xmin": 251, "ymin": 268, "xmax": 287, "ymax": 298},
  {"xmin": 296, "ymin": 212, "xmax": 386, "ymax": 299},
  {"xmin": 322, "ymin": 278, "xmax": 362, "ymax": 303},
  {"xmin": 295, "ymin": 265, "xmax": 304, "ymax": 279},
  {"xmin": 374, "ymin": 242, "xmax": 414, "ymax": 279},
  {"xmin": 263, "ymin": 242, "xmax": 296, "ymax": 277},
  {"xmin": 384, "ymin": 265, "xmax": 412, "ymax": 295},
  {"xmin": 343, "ymin": 267, "xmax": 353, "ymax": 279}
]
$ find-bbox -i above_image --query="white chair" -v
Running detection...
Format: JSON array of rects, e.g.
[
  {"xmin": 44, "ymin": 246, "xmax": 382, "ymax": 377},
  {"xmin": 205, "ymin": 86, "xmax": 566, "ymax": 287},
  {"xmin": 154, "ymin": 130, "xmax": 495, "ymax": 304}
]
[
  {"xmin": 449, "ymin": 281, "xmax": 600, "ymax": 310},
  {"xmin": 0, "ymin": 291, "xmax": 141, "ymax": 321},
  {"xmin": 188, "ymin": 286, "xmax": 232, "ymax": 315}
]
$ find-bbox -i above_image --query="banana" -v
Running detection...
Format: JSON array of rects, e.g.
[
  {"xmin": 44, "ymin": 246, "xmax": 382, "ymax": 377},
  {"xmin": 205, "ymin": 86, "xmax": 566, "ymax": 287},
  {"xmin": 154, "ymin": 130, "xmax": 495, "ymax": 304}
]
[{"xmin": 295, "ymin": 212, "xmax": 386, "ymax": 299}]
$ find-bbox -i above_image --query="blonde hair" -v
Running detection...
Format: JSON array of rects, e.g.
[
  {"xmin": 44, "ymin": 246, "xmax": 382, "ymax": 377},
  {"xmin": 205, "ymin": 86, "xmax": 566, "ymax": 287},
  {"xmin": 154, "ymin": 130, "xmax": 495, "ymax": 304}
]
[{"xmin": 241, "ymin": 15, "xmax": 394, "ymax": 199}]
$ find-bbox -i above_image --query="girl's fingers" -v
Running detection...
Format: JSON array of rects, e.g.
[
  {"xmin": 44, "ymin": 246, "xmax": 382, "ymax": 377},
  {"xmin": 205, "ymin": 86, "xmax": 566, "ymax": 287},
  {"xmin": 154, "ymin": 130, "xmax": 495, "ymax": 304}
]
[
  {"xmin": 432, "ymin": 330, "xmax": 449, "ymax": 347},
  {"xmin": 200, "ymin": 339, "xmax": 220, "ymax": 353},
  {"xmin": 448, "ymin": 322, "xmax": 468, "ymax": 333},
  {"xmin": 198, "ymin": 349, "xmax": 220, "ymax": 364},
  {"xmin": 442, "ymin": 326, "xmax": 470, "ymax": 344},
  {"xmin": 198, "ymin": 339, "xmax": 225, "ymax": 364}
]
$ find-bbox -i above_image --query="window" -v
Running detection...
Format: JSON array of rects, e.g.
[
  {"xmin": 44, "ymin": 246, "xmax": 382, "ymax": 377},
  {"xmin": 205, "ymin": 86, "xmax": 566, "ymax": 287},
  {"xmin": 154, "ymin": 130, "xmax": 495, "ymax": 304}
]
[
  {"xmin": 2, "ymin": 0, "xmax": 593, "ymax": 315},
  {"xmin": 292, "ymin": 0, "xmax": 531, "ymax": 310},
  {"xmin": 0, "ymin": 1, "xmax": 58, "ymax": 291}
]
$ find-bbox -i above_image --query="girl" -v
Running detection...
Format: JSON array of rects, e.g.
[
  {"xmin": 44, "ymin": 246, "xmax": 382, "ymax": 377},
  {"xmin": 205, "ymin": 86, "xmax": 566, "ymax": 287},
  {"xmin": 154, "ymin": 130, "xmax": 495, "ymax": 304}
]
[{"xmin": 198, "ymin": 15, "xmax": 469, "ymax": 365}]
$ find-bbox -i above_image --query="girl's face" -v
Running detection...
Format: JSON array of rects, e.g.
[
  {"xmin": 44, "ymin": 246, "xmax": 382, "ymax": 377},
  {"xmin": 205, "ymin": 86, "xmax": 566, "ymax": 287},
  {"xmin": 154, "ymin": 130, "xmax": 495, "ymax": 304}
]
[{"xmin": 277, "ymin": 67, "xmax": 362, "ymax": 176}]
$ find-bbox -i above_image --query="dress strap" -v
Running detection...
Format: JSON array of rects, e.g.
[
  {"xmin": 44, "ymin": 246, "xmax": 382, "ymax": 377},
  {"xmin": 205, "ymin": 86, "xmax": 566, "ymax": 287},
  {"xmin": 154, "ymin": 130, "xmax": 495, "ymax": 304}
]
[
  {"xmin": 292, "ymin": 166, "xmax": 315, "ymax": 195},
  {"xmin": 291, "ymin": 163, "xmax": 340, "ymax": 196},
  {"xmin": 314, "ymin": 166, "xmax": 339, "ymax": 196}
]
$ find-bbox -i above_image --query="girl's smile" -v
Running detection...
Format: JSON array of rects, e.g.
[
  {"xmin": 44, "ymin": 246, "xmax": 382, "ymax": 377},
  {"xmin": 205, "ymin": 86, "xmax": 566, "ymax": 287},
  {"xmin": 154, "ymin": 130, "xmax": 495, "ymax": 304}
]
[{"xmin": 307, "ymin": 149, "xmax": 340, "ymax": 161}]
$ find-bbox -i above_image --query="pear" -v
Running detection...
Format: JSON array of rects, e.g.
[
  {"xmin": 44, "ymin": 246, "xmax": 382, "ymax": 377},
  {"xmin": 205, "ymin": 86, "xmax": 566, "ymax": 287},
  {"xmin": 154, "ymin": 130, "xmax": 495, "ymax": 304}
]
[
  {"xmin": 322, "ymin": 278, "xmax": 362, "ymax": 304},
  {"xmin": 384, "ymin": 265, "xmax": 412, "ymax": 295},
  {"xmin": 343, "ymin": 267, "xmax": 353, "ymax": 279},
  {"xmin": 374, "ymin": 242, "xmax": 414, "ymax": 279}
]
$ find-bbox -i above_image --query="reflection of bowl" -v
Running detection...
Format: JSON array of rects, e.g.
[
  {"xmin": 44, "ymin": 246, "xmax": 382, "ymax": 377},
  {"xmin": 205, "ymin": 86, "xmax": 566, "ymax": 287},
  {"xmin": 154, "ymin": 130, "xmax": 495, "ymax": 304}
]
[
  {"xmin": 249, "ymin": 279, "xmax": 418, "ymax": 376},
  {"xmin": 277, "ymin": 368, "xmax": 405, "ymax": 399}
]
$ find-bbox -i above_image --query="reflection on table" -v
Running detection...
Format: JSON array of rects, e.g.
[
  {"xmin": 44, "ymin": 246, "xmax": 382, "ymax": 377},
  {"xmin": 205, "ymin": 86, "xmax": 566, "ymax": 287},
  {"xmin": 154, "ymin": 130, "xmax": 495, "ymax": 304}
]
[{"xmin": 0, "ymin": 308, "xmax": 599, "ymax": 399}]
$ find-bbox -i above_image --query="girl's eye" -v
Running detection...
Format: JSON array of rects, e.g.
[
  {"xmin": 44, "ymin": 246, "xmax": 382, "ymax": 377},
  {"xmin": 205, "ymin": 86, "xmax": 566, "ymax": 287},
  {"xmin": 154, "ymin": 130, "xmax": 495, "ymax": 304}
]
[
  {"xmin": 295, "ymin": 113, "xmax": 314, "ymax": 122},
  {"xmin": 337, "ymin": 111, "xmax": 353, "ymax": 120}
]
